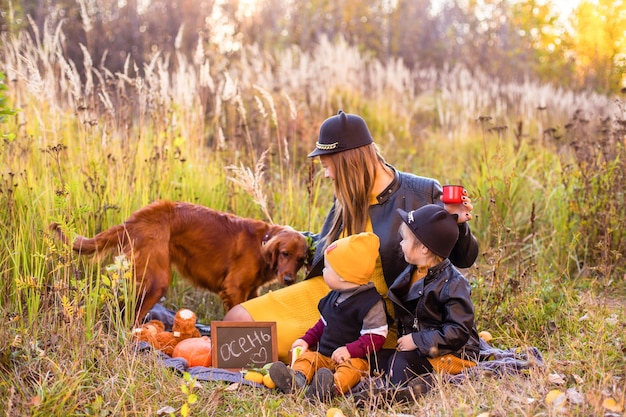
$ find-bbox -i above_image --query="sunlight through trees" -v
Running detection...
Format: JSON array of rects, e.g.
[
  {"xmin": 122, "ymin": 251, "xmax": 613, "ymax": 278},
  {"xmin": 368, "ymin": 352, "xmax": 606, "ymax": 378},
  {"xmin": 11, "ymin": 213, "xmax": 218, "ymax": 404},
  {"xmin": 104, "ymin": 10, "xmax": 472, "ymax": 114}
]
[{"xmin": 0, "ymin": 0, "xmax": 624, "ymax": 92}]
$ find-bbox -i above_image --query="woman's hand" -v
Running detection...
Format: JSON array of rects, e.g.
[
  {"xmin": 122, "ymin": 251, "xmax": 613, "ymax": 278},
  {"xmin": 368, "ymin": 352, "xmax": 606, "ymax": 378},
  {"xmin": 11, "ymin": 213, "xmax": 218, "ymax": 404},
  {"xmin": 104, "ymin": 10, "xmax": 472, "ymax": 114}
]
[{"xmin": 443, "ymin": 189, "xmax": 473, "ymax": 223}]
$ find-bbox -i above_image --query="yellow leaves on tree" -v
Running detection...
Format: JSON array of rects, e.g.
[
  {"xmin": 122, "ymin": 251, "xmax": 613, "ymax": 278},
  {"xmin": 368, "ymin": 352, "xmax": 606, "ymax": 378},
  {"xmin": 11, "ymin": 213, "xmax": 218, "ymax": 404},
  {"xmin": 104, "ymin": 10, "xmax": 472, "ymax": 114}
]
[{"xmin": 571, "ymin": 0, "xmax": 626, "ymax": 91}]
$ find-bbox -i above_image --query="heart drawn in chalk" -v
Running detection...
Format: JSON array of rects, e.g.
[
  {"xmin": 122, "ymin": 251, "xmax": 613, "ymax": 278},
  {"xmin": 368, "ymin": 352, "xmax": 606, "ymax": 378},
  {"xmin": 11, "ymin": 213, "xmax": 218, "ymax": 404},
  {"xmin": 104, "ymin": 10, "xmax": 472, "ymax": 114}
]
[{"xmin": 250, "ymin": 347, "xmax": 268, "ymax": 364}]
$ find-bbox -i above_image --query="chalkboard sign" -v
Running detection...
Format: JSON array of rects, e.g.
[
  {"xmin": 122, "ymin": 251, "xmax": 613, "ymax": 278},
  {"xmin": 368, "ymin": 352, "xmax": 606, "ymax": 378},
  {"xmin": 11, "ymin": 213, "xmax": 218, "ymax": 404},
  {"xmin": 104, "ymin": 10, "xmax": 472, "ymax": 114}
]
[{"xmin": 211, "ymin": 321, "xmax": 277, "ymax": 370}]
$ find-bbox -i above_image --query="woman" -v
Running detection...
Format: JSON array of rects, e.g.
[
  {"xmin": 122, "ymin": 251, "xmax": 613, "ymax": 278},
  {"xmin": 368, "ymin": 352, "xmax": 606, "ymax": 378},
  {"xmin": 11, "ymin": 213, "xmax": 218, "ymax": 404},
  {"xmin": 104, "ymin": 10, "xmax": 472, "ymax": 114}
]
[{"xmin": 224, "ymin": 110, "xmax": 479, "ymax": 363}]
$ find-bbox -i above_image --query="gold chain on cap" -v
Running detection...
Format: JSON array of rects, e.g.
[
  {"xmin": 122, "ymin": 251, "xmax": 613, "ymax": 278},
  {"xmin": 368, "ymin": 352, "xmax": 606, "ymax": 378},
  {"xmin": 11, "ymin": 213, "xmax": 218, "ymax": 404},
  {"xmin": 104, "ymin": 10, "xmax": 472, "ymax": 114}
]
[{"xmin": 316, "ymin": 141, "xmax": 339, "ymax": 150}]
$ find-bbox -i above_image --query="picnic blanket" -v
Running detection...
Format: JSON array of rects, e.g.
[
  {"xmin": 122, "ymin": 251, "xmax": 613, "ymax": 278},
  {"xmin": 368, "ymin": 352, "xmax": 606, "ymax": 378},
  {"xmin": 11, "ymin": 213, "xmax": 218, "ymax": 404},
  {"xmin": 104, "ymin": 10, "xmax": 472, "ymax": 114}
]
[
  {"xmin": 137, "ymin": 304, "xmax": 263, "ymax": 387},
  {"xmin": 446, "ymin": 338, "xmax": 545, "ymax": 383},
  {"xmin": 137, "ymin": 304, "xmax": 544, "ymax": 391}
]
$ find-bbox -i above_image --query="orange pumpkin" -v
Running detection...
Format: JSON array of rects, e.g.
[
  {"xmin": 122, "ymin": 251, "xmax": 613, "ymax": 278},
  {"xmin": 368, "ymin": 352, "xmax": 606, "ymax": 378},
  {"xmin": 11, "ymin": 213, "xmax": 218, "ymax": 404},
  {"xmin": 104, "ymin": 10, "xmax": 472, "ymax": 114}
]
[{"xmin": 172, "ymin": 336, "xmax": 212, "ymax": 367}]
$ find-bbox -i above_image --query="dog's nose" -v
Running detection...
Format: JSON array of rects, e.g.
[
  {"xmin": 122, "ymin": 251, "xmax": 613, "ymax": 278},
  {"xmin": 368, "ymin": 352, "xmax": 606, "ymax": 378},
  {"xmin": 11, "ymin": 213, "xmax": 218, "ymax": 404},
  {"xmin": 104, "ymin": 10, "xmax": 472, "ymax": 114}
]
[{"xmin": 283, "ymin": 275, "xmax": 295, "ymax": 285}]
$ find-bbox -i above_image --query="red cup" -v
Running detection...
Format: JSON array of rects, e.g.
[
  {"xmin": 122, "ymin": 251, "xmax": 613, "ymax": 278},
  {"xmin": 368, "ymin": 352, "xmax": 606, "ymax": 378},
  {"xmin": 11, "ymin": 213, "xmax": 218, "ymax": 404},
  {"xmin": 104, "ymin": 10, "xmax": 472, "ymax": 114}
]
[{"xmin": 442, "ymin": 185, "xmax": 464, "ymax": 204}]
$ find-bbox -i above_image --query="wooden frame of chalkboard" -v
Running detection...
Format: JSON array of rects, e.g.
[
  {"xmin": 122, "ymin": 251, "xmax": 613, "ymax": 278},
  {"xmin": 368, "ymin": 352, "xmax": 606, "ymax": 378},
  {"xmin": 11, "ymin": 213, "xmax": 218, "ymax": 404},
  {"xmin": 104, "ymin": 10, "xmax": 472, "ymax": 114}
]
[{"xmin": 210, "ymin": 321, "xmax": 278, "ymax": 370}]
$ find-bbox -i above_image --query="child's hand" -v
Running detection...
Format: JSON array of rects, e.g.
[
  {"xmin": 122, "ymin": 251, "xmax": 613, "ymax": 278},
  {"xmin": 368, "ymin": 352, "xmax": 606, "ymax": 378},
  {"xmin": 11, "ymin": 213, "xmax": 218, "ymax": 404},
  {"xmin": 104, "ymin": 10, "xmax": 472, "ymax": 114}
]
[
  {"xmin": 331, "ymin": 346, "xmax": 351, "ymax": 363},
  {"xmin": 291, "ymin": 339, "xmax": 309, "ymax": 352},
  {"xmin": 396, "ymin": 334, "xmax": 418, "ymax": 352}
]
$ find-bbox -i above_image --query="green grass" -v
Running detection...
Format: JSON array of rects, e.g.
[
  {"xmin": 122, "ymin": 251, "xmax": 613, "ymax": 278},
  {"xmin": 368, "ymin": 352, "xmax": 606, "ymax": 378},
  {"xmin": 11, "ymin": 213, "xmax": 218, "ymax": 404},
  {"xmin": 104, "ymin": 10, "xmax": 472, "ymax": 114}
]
[{"xmin": 0, "ymin": 26, "xmax": 625, "ymax": 416}]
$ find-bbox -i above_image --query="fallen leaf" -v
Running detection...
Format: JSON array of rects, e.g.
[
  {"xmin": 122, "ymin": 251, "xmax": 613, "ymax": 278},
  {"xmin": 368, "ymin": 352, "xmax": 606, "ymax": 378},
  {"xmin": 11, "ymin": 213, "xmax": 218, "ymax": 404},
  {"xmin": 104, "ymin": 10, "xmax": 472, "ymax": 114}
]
[
  {"xmin": 548, "ymin": 373, "xmax": 566, "ymax": 385},
  {"xmin": 225, "ymin": 382, "xmax": 240, "ymax": 391},
  {"xmin": 566, "ymin": 388, "xmax": 584, "ymax": 405},
  {"xmin": 326, "ymin": 407, "xmax": 345, "ymax": 417},
  {"xmin": 546, "ymin": 389, "xmax": 567, "ymax": 410},
  {"xmin": 603, "ymin": 398, "xmax": 624, "ymax": 412},
  {"xmin": 478, "ymin": 331, "xmax": 493, "ymax": 342},
  {"xmin": 157, "ymin": 406, "xmax": 176, "ymax": 416}
]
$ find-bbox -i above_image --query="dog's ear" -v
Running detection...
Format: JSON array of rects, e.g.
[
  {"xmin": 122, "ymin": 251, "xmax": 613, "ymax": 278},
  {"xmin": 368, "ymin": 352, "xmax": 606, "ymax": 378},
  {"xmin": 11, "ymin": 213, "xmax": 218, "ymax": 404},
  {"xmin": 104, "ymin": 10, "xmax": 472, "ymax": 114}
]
[{"xmin": 261, "ymin": 231, "xmax": 280, "ymax": 270}]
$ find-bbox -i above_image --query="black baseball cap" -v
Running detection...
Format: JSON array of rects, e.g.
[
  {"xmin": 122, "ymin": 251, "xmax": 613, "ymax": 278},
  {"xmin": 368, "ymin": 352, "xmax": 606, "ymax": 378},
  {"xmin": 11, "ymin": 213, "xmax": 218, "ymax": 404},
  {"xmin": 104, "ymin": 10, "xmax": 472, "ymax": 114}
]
[
  {"xmin": 308, "ymin": 110, "xmax": 374, "ymax": 157},
  {"xmin": 397, "ymin": 205, "xmax": 459, "ymax": 258}
]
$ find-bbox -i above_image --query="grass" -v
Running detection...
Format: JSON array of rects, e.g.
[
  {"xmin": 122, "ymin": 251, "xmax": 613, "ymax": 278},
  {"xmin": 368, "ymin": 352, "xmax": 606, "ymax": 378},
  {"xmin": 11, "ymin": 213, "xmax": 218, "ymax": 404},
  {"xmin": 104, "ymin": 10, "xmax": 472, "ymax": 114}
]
[{"xmin": 0, "ymin": 21, "xmax": 625, "ymax": 417}]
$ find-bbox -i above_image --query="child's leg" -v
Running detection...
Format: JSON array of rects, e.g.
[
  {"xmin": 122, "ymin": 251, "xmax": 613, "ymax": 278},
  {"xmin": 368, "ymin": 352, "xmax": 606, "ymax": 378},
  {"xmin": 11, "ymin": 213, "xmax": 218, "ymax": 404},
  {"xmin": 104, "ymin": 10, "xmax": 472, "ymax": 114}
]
[
  {"xmin": 292, "ymin": 351, "xmax": 329, "ymax": 383},
  {"xmin": 387, "ymin": 351, "xmax": 433, "ymax": 385},
  {"xmin": 333, "ymin": 358, "xmax": 370, "ymax": 394}
]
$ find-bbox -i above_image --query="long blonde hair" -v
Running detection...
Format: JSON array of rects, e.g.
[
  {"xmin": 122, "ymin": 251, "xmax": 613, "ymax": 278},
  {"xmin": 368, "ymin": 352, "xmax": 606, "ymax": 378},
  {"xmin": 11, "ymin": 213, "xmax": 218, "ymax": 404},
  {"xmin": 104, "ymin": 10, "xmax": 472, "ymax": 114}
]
[{"xmin": 319, "ymin": 143, "xmax": 387, "ymax": 251}]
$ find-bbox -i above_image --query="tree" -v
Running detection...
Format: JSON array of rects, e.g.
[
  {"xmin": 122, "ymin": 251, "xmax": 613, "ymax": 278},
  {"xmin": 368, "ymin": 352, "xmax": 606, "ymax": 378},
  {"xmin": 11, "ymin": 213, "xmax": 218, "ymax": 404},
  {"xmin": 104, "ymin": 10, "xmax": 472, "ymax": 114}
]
[
  {"xmin": 571, "ymin": 0, "xmax": 626, "ymax": 92},
  {"xmin": 387, "ymin": 0, "xmax": 439, "ymax": 68},
  {"xmin": 509, "ymin": 0, "xmax": 575, "ymax": 86}
]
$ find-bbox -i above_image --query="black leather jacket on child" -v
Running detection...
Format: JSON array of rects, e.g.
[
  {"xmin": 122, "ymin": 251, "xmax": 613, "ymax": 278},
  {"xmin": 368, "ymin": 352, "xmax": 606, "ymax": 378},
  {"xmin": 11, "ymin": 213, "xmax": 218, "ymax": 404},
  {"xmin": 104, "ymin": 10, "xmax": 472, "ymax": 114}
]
[{"xmin": 388, "ymin": 259, "xmax": 481, "ymax": 361}]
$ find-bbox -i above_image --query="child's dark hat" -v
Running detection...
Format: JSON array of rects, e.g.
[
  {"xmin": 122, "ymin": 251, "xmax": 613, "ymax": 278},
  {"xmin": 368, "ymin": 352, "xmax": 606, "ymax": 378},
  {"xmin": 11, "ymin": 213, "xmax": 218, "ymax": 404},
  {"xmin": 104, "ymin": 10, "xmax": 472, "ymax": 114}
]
[
  {"xmin": 308, "ymin": 110, "xmax": 374, "ymax": 157},
  {"xmin": 397, "ymin": 205, "xmax": 459, "ymax": 258}
]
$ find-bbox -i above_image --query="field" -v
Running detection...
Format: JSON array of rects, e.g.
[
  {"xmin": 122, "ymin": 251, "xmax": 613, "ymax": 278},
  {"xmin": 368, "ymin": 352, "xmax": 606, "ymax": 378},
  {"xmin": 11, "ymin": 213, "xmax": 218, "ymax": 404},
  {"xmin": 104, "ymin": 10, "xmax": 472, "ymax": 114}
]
[{"xmin": 1, "ymin": 25, "xmax": 625, "ymax": 417}]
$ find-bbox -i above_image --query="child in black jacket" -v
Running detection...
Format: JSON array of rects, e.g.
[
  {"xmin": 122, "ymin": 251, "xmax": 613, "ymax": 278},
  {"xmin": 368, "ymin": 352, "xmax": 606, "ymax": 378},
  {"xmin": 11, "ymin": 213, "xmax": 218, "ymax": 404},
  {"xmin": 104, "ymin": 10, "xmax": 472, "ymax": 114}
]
[{"xmin": 379, "ymin": 204, "xmax": 480, "ymax": 401}]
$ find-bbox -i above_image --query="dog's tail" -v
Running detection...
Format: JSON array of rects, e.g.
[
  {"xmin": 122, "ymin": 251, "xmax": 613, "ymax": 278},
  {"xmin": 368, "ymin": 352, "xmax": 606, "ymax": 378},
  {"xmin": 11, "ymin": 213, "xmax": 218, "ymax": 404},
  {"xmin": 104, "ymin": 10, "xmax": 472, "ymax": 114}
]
[{"xmin": 48, "ymin": 222, "xmax": 131, "ymax": 257}]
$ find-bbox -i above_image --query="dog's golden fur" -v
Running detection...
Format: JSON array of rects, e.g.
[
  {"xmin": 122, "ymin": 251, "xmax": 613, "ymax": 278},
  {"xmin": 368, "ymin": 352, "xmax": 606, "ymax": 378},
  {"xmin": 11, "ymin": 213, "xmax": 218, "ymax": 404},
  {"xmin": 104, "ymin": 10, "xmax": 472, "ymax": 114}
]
[{"xmin": 49, "ymin": 200, "xmax": 309, "ymax": 324}]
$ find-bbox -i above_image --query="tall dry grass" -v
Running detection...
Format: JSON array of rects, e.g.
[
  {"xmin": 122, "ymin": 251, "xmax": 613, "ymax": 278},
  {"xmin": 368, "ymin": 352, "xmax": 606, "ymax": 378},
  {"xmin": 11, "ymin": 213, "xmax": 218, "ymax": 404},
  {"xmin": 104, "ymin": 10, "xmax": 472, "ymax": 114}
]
[{"xmin": 0, "ymin": 19, "xmax": 624, "ymax": 417}]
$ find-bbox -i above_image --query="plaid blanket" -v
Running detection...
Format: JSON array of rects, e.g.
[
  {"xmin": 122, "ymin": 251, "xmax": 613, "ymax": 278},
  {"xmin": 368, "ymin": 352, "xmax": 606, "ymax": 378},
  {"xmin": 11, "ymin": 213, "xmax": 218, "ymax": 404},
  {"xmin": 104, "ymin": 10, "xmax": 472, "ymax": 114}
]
[
  {"xmin": 138, "ymin": 305, "xmax": 544, "ymax": 390},
  {"xmin": 136, "ymin": 341, "xmax": 263, "ymax": 388},
  {"xmin": 445, "ymin": 338, "xmax": 545, "ymax": 383}
]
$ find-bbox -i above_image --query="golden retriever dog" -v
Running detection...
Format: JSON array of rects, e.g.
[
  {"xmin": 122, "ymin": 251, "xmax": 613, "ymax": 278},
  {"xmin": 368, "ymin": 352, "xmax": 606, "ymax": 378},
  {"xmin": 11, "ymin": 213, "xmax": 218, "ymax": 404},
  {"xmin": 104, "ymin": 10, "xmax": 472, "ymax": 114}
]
[{"xmin": 49, "ymin": 200, "xmax": 309, "ymax": 324}]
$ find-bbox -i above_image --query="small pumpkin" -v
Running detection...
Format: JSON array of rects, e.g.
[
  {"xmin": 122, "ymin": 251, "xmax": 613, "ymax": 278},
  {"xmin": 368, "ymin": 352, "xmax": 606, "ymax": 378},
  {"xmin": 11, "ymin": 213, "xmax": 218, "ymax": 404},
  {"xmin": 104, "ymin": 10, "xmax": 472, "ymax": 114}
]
[
  {"xmin": 172, "ymin": 336, "xmax": 212, "ymax": 367},
  {"xmin": 262, "ymin": 373, "xmax": 276, "ymax": 389},
  {"xmin": 244, "ymin": 370, "xmax": 264, "ymax": 384}
]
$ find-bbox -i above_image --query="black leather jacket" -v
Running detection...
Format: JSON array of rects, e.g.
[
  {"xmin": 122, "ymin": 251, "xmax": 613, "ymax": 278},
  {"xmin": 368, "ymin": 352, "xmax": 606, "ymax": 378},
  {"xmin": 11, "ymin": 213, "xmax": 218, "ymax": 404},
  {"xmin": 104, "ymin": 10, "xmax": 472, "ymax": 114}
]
[
  {"xmin": 388, "ymin": 259, "xmax": 481, "ymax": 360},
  {"xmin": 306, "ymin": 164, "xmax": 479, "ymax": 287}
]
